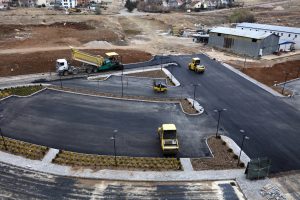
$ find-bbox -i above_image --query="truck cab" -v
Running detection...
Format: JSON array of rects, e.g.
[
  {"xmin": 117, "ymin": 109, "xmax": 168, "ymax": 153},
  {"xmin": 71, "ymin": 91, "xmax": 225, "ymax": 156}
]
[
  {"xmin": 188, "ymin": 57, "xmax": 205, "ymax": 73},
  {"xmin": 158, "ymin": 124, "xmax": 179, "ymax": 155},
  {"xmin": 56, "ymin": 59, "xmax": 78, "ymax": 76}
]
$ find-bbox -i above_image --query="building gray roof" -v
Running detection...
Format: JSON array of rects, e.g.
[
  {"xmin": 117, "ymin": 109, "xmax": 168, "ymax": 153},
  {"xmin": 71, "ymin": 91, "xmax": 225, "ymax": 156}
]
[
  {"xmin": 210, "ymin": 27, "xmax": 275, "ymax": 39},
  {"xmin": 237, "ymin": 23, "xmax": 300, "ymax": 34}
]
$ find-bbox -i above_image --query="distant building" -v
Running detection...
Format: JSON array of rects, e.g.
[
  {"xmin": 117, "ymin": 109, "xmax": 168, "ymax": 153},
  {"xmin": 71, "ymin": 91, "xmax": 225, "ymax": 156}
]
[
  {"xmin": 61, "ymin": 0, "xmax": 76, "ymax": 8},
  {"xmin": 236, "ymin": 23, "xmax": 300, "ymax": 50},
  {"xmin": 208, "ymin": 27, "xmax": 280, "ymax": 58}
]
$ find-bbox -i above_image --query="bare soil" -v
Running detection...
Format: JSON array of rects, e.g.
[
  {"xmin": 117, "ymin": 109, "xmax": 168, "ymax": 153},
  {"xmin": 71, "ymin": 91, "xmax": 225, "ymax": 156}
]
[
  {"xmin": 192, "ymin": 137, "xmax": 243, "ymax": 170},
  {"xmin": 180, "ymin": 99, "xmax": 198, "ymax": 114},
  {"xmin": 242, "ymin": 60, "xmax": 300, "ymax": 86},
  {"xmin": 0, "ymin": 49, "xmax": 152, "ymax": 77}
]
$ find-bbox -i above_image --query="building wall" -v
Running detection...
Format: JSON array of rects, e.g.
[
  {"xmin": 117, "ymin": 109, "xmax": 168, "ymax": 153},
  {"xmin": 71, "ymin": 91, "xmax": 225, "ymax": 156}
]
[
  {"xmin": 208, "ymin": 32, "xmax": 279, "ymax": 58},
  {"xmin": 61, "ymin": 0, "xmax": 76, "ymax": 8},
  {"xmin": 236, "ymin": 26, "xmax": 300, "ymax": 50}
]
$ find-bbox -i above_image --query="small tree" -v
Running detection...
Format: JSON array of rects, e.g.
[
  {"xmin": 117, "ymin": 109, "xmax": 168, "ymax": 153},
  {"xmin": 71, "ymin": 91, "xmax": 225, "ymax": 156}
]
[
  {"xmin": 95, "ymin": 5, "xmax": 101, "ymax": 15},
  {"xmin": 125, "ymin": 0, "xmax": 136, "ymax": 12},
  {"xmin": 229, "ymin": 9, "xmax": 256, "ymax": 23}
]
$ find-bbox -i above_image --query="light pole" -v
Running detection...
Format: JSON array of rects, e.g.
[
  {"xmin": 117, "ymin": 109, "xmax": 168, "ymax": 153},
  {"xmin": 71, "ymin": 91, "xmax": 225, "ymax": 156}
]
[
  {"xmin": 237, "ymin": 129, "xmax": 250, "ymax": 167},
  {"xmin": 0, "ymin": 128, "xmax": 8, "ymax": 151},
  {"xmin": 214, "ymin": 108, "xmax": 227, "ymax": 138},
  {"xmin": 281, "ymin": 71, "xmax": 290, "ymax": 94},
  {"xmin": 59, "ymin": 75, "xmax": 63, "ymax": 89},
  {"xmin": 110, "ymin": 129, "xmax": 118, "ymax": 167},
  {"xmin": 121, "ymin": 68, "xmax": 124, "ymax": 97}
]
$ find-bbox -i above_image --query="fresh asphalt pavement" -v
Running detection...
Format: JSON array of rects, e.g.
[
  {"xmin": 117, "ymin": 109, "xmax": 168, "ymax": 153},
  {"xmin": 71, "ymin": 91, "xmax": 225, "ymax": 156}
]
[
  {"xmin": 0, "ymin": 162, "xmax": 242, "ymax": 199},
  {"xmin": 47, "ymin": 54, "xmax": 300, "ymax": 173},
  {"xmin": 169, "ymin": 54, "xmax": 300, "ymax": 173},
  {"xmin": 0, "ymin": 89, "xmax": 214, "ymax": 157}
]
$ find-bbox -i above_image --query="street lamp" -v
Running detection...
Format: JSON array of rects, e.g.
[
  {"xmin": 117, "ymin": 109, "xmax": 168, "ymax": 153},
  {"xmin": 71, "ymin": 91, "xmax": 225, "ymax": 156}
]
[
  {"xmin": 110, "ymin": 129, "xmax": 118, "ymax": 167},
  {"xmin": 214, "ymin": 108, "xmax": 227, "ymax": 138},
  {"xmin": 281, "ymin": 71, "xmax": 290, "ymax": 94},
  {"xmin": 237, "ymin": 129, "xmax": 250, "ymax": 167},
  {"xmin": 0, "ymin": 128, "xmax": 8, "ymax": 151},
  {"xmin": 121, "ymin": 68, "xmax": 124, "ymax": 97}
]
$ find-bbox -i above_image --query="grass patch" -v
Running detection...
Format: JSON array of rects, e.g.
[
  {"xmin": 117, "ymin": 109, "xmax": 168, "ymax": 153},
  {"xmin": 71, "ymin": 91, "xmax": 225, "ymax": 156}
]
[
  {"xmin": 0, "ymin": 136, "xmax": 48, "ymax": 160},
  {"xmin": 53, "ymin": 150, "xmax": 182, "ymax": 171},
  {"xmin": 0, "ymin": 85, "xmax": 43, "ymax": 99}
]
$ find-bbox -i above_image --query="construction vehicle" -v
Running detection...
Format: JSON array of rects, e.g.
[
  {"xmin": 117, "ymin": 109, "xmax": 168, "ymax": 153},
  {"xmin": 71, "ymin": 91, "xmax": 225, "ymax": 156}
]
[
  {"xmin": 188, "ymin": 57, "xmax": 205, "ymax": 73},
  {"xmin": 153, "ymin": 80, "xmax": 167, "ymax": 93},
  {"xmin": 56, "ymin": 48, "xmax": 123, "ymax": 76},
  {"xmin": 158, "ymin": 124, "xmax": 179, "ymax": 155}
]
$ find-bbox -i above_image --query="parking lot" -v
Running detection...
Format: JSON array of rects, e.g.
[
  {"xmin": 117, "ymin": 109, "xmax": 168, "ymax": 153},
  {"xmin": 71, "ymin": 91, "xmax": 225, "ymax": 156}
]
[{"xmin": 0, "ymin": 89, "xmax": 214, "ymax": 157}]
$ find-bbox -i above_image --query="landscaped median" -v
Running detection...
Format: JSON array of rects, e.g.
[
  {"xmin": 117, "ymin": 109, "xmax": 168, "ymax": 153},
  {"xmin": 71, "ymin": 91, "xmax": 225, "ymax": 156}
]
[
  {"xmin": 0, "ymin": 136, "xmax": 48, "ymax": 160},
  {"xmin": 0, "ymin": 85, "xmax": 44, "ymax": 99},
  {"xmin": 53, "ymin": 150, "xmax": 182, "ymax": 171}
]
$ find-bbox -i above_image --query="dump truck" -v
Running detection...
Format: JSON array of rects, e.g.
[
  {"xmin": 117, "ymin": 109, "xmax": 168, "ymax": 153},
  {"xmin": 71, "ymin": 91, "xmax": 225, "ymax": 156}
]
[
  {"xmin": 158, "ymin": 124, "xmax": 179, "ymax": 155},
  {"xmin": 56, "ymin": 48, "xmax": 123, "ymax": 76},
  {"xmin": 188, "ymin": 57, "xmax": 205, "ymax": 73},
  {"xmin": 153, "ymin": 79, "xmax": 167, "ymax": 93}
]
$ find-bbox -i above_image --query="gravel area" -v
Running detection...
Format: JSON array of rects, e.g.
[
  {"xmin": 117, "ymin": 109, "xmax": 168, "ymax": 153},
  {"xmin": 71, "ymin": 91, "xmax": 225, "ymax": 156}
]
[{"xmin": 192, "ymin": 137, "xmax": 244, "ymax": 170}]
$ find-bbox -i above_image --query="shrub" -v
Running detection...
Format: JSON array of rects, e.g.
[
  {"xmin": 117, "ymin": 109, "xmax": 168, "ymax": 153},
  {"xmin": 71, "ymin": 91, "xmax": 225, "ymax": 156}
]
[
  {"xmin": 227, "ymin": 148, "xmax": 233, "ymax": 152},
  {"xmin": 222, "ymin": 141, "xmax": 226, "ymax": 145},
  {"xmin": 95, "ymin": 5, "xmax": 101, "ymax": 15},
  {"xmin": 125, "ymin": 0, "xmax": 137, "ymax": 12},
  {"xmin": 233, "ymin": 154, "xmax": 238, "ymax": 159},
  {"xmin": 239, "ymin": 162, "xmax": 245, "ymax": 168},
  {"xmin": 229, "ymin": 9, "xmax": 256, "ymax": 23}
]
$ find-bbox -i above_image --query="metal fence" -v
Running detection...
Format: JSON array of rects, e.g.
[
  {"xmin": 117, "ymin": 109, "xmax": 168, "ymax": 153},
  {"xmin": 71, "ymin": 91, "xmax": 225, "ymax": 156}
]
[{"xmin": 245, "ymin": 158, "xmax": 271, "ymax": 180}]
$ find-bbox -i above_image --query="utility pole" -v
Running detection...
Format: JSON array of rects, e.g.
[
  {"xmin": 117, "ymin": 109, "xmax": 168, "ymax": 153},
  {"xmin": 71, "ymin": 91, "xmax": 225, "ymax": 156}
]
[
  {"xmin": 281, "ymin": 71, "xmax": 290, "ymax": 94},
  {"xmin": 214, "ymin": 108, "xmax": 227, "ymax": 138},
  {"xmin": 121, "ymin": 68, "xmax": 124, "ymax": 97},
  {"xmin": 237, "ymin": 130, "xmax": 249, "ymax": 167},
  {"xmin": 111, "ymin": 130, "xmax": 118, "ymax": 167}
]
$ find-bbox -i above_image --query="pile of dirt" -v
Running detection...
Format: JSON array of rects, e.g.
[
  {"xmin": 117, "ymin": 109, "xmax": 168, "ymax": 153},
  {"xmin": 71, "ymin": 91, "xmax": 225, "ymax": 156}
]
[
  {"xmin": 243, "ymin": 60, "xmax": 300, "ymax": 86},
  {"xmin": 0, "ymin": 49, "xmax": 152, "ymax": 77},
  {"xmin": 192, "ymin": 137, "xmax": 243, "ymax": 170}
]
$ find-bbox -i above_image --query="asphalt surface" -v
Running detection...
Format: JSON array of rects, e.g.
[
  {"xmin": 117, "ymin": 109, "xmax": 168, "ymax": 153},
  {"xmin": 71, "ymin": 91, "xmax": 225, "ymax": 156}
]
[
  {"xmin": 169, "ymin": 54, "xmax": 300, "ymax": 173},
  {"xmin": 281, "ymin": 79, "xmax": 300, "ymax": 111},
  {"xmin": 0, "ymin": 162, "xmax": 242, "ymax": 199},
  {"xmin": 2, "ymin": 53, "xmax": 300, "ymax": 173},
  {"xmin": 0, "ymin": 89, "xmax": 214, "ymax": 157},
  {"xmin": 47, "ymin": 54, "xmax": 300, "ymax": 173}
]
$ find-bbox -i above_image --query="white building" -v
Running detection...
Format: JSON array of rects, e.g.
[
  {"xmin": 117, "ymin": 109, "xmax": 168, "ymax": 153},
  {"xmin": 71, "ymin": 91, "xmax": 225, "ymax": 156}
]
[
  {"xmin": 236, "ymin": 23, "xmax": 300, "ymax": 50},
  {"xmin": 61, "ymin": 0, "xmax": 76, "ymax": 8}
]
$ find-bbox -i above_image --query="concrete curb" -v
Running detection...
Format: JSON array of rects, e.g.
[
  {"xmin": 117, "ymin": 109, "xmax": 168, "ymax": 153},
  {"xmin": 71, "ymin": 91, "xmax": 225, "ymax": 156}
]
[
  {"xmin": 186, "ymin": 98, "xmax": 204, "ymax": 115},
  {"xmin": 87, "ymin": 63, "xmax": 178, "ymax": 80},
  {"xmin": 162, "ymin": 68, "xmax": 180, "ymax": 87},
  {"xmin": 222, "ymin": 63, "xmax": 284, "ymax": 97},
  {"xmin": 221, "ymin": 135, "xmax": 251, "ymax": 166},
  {"xmin": 0, "ymin": 149, "xmax": 245, "ymax": 181}
]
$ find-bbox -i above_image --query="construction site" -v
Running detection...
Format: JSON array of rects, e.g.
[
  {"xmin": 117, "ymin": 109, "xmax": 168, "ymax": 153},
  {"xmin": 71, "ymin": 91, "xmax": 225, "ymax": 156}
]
[{"xmin": 0, "ymin": 0, "xmax": 300, "ymax": 199}]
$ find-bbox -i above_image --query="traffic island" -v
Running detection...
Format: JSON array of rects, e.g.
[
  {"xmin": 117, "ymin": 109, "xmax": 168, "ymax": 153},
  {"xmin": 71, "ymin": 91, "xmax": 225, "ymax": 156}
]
[
  {"xmin": 53, "ymin": 150, "xmax": 182, "ymax": 171},
  {"xmin": 0, "ymin": 136, "xmax": 48, "ymax": 160},
  {"xmin": 192, "ymin": 136, "xmax": 245, "ymax": 170}
]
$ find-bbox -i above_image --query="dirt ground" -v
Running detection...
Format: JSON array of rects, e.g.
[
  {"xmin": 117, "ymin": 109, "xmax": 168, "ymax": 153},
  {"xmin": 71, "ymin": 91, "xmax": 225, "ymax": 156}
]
[
  {"xmin": 0, "ymin": 49, "xmax": 152, "ymax": 76},
  {"xmin": 192, "ymin": 137, "xmax": 243, "ymax": 170}
]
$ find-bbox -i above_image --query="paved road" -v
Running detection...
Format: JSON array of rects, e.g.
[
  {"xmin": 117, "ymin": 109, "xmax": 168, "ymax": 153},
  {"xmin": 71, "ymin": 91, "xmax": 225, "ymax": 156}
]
[
  {"xmin": 0, "ymin": 162, "xmax": 243, "ymax": 200},
  {"xmin": 169, "ymin": 54, "xmax": 300, "ymax": 173},
  {"xmin": 48, "ymin": 54, "xmax": 300, "ymax": 173},
  {"xmin": 0, "ymin": 89, "xmax": 214, "ymax": 157},
  {"xmin": 281, "ymin": 79, "xmax": 300, "ymax": 111}
]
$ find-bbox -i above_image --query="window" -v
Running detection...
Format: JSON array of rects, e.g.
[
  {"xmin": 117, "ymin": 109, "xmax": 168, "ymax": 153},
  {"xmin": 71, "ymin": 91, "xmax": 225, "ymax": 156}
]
[
  {"xmin": 252, "ymin": 39, "xmax": 257, "ymax": 42},
  {"xmin": 242, "ymin": 28, "xmax": 244, "ymax": 30},
  {"xmin": 281, "ymin": 33, "xmax": 283, "ymax": 36},
  {"xmin": 256, "ymin": 29, "xmax": 258, "ymax": 31},
  {"xmin": 223, "ymin": 37, "xmax": 234, "ymax": 48},
  {"xmin": 296, "ymin": 35, "xmax": 298, "ymax": 38},
  {"xmin": 289, "ymin": 34, "xmax": 291, "ymax": 37},
  {"xmin": 217, "ymin": 33, "xmax": 221, "ymax": 36}
]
